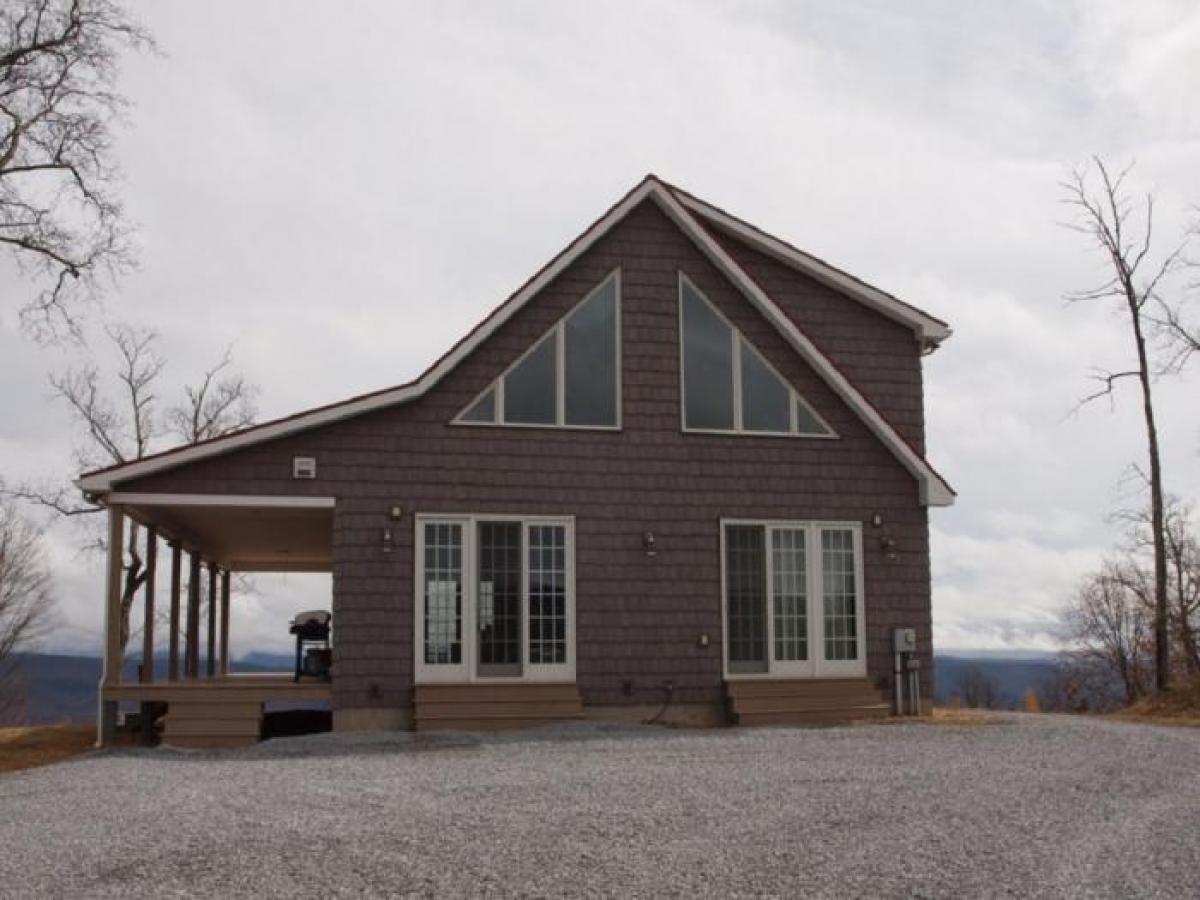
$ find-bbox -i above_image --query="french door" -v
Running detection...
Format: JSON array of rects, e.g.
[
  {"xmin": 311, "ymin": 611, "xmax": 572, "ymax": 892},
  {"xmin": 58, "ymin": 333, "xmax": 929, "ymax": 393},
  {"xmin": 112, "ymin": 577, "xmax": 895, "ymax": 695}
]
[
  {"xmin": 414, "ymin": 514, "xmax": 575, "ymax": 683},
  {"xmin": 722, "ymin": 520, "xmax": 865, "ymax": 679}
]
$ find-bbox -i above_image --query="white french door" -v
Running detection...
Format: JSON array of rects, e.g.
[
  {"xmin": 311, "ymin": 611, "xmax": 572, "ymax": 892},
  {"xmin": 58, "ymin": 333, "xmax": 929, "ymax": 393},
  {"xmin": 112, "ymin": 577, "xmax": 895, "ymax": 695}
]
[
  {"xmin": 414, "ymin": 514, "xmax": 575, "ymax": 684},
  {"xmin": 722, "ymin": 520, "xmax": 866, "ymax": 679}
]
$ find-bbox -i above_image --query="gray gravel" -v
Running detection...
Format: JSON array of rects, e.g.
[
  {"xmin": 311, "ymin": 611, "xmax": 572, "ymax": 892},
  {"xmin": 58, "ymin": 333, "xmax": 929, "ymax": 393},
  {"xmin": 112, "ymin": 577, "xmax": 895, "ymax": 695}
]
[{"xmin": 2, "ymin": 714, "xmax": 1198, "ymax": 898}]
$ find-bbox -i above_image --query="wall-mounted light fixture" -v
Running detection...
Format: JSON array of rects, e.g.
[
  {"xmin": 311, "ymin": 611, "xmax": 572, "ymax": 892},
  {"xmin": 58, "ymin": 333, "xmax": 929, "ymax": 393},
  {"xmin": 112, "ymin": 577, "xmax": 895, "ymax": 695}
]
[
  {"xmin": 642, "ymin": 531, "xmax": 657, "ymax": 557},
  {"xmin": 389, "ymin": 505, "xmax": 403, "ymax": 521},
  {"xmin": 382, "ymin": 528, "xmax": 394, "ymax": 553},
  {"xmin": 870, "ymin": 513, "xmax": 884, "ymax": 528}
]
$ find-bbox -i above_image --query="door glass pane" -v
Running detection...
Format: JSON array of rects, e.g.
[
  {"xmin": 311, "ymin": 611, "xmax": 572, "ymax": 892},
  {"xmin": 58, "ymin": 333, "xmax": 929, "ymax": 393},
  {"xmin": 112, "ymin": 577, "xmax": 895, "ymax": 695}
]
[
  {"xmin": 771, "ymin": 528, "xmax": 808, "ymax": 661},
  {"xmin": 528, "ymin": 524, "xmax": 567, "ymax": 665},
  {"xmin": 503, "ymin": 333, "xmax": 557, "ymax": 424},
  {"xmin": 725, "ymin": 525, "xmax": 767, "ymax": 673},
  {"xmin": 478, "ymin": 522, "xmax": 522, "ymax": 674},
  {"xmin": 423, "ymin": 523, "xmax": 463, "ymax": 665},
  {"xmin": 565, "ymin": 278, "xmax": 618, "ymax": 427},
  {"xmin": 821, "ymin": 528, "xmax": 858, "ymax": 661},
  {"xmin": 741, "ymin": 339, "xmax": 791, "ymax": 433},
  {"xmin": 682, "ymin": 281, "xmax": 734, "ymax": 430},
  {"xmin": 460, "ymin": 386, "xmax": 496, "ymax": 423}
]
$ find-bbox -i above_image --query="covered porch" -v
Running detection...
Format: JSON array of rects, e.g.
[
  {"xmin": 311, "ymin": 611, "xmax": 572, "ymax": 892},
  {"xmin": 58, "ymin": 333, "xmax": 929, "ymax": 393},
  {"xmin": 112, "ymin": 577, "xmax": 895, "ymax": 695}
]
[{"xmin": 96, "ymin": 493, "xmax": 336, "ymax": 748}]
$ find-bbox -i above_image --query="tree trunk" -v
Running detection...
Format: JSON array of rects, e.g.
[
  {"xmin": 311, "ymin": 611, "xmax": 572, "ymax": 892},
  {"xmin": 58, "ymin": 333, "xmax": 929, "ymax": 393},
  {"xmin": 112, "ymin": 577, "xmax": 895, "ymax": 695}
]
[{"xmin": 1129, "ymin": 301, "xmax": 1170, "ymax": 692}]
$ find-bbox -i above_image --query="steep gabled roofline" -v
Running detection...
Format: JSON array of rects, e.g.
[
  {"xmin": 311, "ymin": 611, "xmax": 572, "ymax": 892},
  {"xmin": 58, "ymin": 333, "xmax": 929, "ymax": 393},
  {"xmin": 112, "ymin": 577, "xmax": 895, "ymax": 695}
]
[
  {"xmin": 80, "ymin": 175, "xmax": 954, "ymax": 506},
  {"xmin": 665, "ymin": 179, "xmax": 952, "ymax": 346}
]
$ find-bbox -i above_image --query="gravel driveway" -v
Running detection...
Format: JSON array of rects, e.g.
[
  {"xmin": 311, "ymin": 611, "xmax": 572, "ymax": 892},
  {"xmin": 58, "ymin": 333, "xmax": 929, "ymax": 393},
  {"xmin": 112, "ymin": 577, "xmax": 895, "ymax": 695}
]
[{"xmin": 2, "ymin": 714, "xmax": 1198, "ymax": 898}]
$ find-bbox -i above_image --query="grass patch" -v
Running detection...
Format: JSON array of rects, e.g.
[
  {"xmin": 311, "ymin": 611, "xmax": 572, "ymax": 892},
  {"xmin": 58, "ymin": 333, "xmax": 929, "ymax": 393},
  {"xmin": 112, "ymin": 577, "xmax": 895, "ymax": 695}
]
[
  {"xmin": 0, "ymin": 724, "xmax": 96, "ymax": 773},
  {"xmin": 926, "ymin": 707, "xmax": 1001, "ymax": 726},
  {"xmin": 1111, "ymin": 679, "xmax": 1200, "ymax": 728}
]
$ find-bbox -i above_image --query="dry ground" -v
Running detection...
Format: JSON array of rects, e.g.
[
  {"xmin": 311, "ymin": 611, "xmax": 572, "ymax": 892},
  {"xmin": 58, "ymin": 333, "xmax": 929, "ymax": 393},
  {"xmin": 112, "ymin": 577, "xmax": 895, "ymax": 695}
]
[{"xmin": 0, "ymin": 723, "xmax": 96, "ymax": 773}]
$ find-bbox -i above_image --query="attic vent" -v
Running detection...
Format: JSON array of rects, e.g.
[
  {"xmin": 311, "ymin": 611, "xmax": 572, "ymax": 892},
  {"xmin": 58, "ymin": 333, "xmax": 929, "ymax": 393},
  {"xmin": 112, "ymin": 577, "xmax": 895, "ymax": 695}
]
[{"xmin": 292, "ymin": 456, "xmax": 317, "ymax": 480}]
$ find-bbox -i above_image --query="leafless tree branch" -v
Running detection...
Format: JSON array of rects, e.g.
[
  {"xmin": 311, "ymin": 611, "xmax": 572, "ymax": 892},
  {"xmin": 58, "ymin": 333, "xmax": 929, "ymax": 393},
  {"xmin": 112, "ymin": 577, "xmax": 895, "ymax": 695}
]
[{"xmin": 1, "ymin": 0, "xmax": 155, "ymax": 339}]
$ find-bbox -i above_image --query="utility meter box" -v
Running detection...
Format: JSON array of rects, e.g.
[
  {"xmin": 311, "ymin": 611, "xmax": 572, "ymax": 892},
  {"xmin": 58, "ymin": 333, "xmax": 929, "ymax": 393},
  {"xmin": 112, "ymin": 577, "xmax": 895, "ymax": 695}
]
[{"xmin": 892, "ymin": 628, "xmax": 917, "ymax": 654}]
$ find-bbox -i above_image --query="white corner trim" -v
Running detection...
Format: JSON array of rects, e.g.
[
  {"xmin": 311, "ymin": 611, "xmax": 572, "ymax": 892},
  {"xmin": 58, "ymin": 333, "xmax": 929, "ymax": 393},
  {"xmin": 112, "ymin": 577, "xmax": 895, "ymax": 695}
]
[
  {"xmin": 81, "ymin": 176, "xmax": 953, "ymax": 507},
  {"xmin": 673, "ymin": 190, "xmax": 952, "ymax": 344},
  {"xmin": 651, "ymin": 187, "xmax": 955, "ymax": 507}
]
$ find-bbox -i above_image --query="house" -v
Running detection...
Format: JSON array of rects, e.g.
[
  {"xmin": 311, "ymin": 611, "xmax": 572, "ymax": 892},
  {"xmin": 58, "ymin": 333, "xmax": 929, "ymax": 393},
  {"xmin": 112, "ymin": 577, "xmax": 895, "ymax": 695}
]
[{"xmin": 81, "ymin": 175, "xmax": 954, "ymax": 748}]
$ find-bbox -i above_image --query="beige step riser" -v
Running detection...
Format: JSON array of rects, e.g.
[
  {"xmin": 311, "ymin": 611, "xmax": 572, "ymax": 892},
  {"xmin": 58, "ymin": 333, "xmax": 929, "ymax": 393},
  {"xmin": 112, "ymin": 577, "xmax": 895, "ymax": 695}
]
[
  {"xmin": 416, "ymin": 717, "xmax": 582, "ymax": 732},
  {"xmin": 731, "ymin": 695, "xmax": 886, "ymax": 714},
  {"xmin": 725, "ymin": 679, "xmax": 876, "ymax": 697},
  {"xmin": 166, "ymin": 703, "xmax": 263, "ymax": 720},
  {"xmin": 164, "ymin": 736, "xmax": 258, "ymax": 750},
  {"xmin": 415, "ymin": 702, "xmax": 582, "ymax": 719},
  {"xmin": 165, "ymin": 719, "xmax": 261, "ymax": 737},
  {"xmin": 737, "ymin": 708, "xmax": 890, "ymax": 727},
  {"xmin": 414, "ymin": 685, "xmax": 581, "ymax": 703}
]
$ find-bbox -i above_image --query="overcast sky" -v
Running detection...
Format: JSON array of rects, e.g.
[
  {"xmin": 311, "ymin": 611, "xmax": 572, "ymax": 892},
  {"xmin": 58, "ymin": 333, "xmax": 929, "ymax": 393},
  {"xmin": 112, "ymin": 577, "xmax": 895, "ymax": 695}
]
[{"xmin": 2, "ymin": 0, "xmax": 1198, "ymax": 658}]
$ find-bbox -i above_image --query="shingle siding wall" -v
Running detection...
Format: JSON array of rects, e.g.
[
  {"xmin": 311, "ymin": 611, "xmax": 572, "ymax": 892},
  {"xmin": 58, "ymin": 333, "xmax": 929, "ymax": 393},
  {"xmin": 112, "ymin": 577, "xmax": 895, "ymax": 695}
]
[
  {"xmin": 121, "ymin": 200, "xmax": 935, "ymax": 712},
  {"xmin": 706, "ymin": 225, "xmax": 928, "ymax": 454}
]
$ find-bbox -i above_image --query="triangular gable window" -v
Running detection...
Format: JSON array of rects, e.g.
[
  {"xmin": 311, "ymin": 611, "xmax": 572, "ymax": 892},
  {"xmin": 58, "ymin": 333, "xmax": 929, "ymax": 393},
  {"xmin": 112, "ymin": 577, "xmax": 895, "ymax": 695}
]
[
  {"xmin": 680, "ymin": 274, "xmax": 835, "ymax": 437},
  {"xmin": 456, "ymin": 271, "xmax": 621, "ymax": 429}
]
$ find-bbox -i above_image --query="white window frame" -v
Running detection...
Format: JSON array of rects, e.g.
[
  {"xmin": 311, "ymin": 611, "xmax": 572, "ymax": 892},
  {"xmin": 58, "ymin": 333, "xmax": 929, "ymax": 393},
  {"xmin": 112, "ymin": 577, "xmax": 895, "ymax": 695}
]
[
  {"xmin": 719, "ymin": 518, "xmax": 866, "ymax": 680},
  {"xmin": 453, "ymin": 269, "xmax": 623, "ymax": 431},
  {"xmin": 678, "ymin": 272, "xmax": 837, "ymax": 439},
  {"xmin": 414, "ymin": 513, "xmax": 576, "ymax": 684}
]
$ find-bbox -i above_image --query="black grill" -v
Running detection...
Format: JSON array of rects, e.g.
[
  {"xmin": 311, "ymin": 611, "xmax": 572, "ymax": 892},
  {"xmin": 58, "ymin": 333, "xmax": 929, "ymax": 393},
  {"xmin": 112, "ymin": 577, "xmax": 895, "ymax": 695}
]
[{"xmin": 289, "ymin": 610, "xmax": 332, "ymax": 682}]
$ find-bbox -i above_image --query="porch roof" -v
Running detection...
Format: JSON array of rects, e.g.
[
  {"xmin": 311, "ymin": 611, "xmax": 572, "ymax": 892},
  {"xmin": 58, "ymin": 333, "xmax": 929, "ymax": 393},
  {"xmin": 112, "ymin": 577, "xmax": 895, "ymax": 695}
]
[{"xmin": 111, "ymin": 492, "xmax": 334, "ymax": 572}]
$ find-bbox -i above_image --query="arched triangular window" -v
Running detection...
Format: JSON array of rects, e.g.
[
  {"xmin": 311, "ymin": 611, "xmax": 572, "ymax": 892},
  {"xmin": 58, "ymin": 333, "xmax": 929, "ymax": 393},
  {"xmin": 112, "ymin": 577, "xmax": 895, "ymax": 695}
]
[{"xmin": 456, "ymin": 271, "xmax": 621, "ymax": 429}]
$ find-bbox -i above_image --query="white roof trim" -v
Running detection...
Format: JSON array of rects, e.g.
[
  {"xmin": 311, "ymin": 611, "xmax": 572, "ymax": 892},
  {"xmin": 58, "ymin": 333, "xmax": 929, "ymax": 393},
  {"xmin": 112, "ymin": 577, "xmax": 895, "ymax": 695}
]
[
  {"xmin": 106, "ymin": 493, "xmax": 336, "ymax": 509},
  {"xmin": 81, "ymin": 176, "xmax": 953, "ymax": 506},
  {"xmin": 673, "ymin": 190, "xmax": 952, "ymax": 344},
  {"xmin": 651, "ymin": 187, "xmax": 955, "ymax": 507}
]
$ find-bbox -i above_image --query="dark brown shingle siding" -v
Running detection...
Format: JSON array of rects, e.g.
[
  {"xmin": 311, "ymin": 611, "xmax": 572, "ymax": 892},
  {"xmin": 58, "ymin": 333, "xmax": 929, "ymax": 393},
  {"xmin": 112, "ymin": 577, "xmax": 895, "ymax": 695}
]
[{"xmin": 121, "ymin": 200, "xmax": 934, "ymax": 710}]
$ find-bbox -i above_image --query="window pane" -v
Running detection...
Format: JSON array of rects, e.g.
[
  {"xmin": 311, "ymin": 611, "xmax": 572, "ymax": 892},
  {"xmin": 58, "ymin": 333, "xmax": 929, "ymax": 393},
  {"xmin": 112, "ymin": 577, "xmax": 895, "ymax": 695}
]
[
  {"xmin": 528, "ymin": 524, "xmax": 567, "ymax": 665},
  {"xmin": 423, "ymin": 523, "xmax": 462, "ymax": 665},
  {"xmin": 772, "ymin": 528, "xmax": 808, "ymax": 661},
  {"xmin": 741, "ymin": 339, "xmax": 791, "ymax": 433},
  {"xmin": 503, "ymin": 333, "xmax": 557, "ymax": 424},
  {"xmin": 682, "ymin": 282, "xmax": 734, "ymax": 430},
  {"xmin": 795, "ymin": 398, "xmax": 830, "ymax": 435},
  {"xmin": 565, "ymin": 278, "xmax": 618, "ymax": 427},
  {"xmin": 478, "ymin": 523, "xmax": 522, "ymax": 672},
  {"xmin": 460, "ymin": 387, "xmax": 496, "ymax": 423},
  {"xmin": 725, "ymin": 525, "xmax": 767, "ymax": 673},
  {"xmin": 821, "ymin": 528, "xmax": 858, "ymax": 661}
]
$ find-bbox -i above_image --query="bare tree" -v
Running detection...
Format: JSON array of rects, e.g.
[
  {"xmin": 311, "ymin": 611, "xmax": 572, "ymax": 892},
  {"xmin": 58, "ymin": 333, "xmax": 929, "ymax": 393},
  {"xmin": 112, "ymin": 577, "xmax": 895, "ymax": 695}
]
[
  {"xmin": 0, "ymin": 323, "xmax": 257, "ymax": 657},
  {"xmin": 1115, "ymin": 499, "xmax": 1200, "ymax": 678},
  {"xmin": 958, "ymin": 666, "xmax": 1001, "ymax": 709},
  {"xmin": 1064, "ymin": 561, "xmax": 1154, "ymax": 705},
  {"xmin": 1, "ymin": 0, "xmax": 153, "ymax": 337},
  {"xmin": 0, "ymin": 500, "xmax": 53, "ymax": 720},
  {"xmin": 1062, "ymin": 157, "xmax": 1195, "ymax": 692}
]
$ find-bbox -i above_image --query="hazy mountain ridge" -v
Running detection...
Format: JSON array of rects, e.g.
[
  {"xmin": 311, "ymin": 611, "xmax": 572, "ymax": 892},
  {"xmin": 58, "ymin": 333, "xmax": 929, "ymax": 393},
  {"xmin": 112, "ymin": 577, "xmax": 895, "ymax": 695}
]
[{"xmin": 4, "ymin": 650, "xmax": 1072, "ymax": 724}]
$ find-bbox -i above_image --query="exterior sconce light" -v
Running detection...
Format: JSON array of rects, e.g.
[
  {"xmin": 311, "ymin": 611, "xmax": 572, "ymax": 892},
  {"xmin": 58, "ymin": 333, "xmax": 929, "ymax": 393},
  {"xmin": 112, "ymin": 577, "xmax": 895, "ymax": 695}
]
[
  {"xmin": 389, "ymin": 505, "xmax": 403, "ymax": 521},
  {"xmin": 642, "ymin": 531, "xmax": 657, "ymax": 557},
  {"xmin": 698, "ymin": 632, "xmax": 710, "ymax": 648},
  {"xmin": 870, "ymin": 513, "xmax": 884, "ymax": 528},
  {"xmin": 382, "ymin": 528, "xmax": 394, "ymax": 553}
]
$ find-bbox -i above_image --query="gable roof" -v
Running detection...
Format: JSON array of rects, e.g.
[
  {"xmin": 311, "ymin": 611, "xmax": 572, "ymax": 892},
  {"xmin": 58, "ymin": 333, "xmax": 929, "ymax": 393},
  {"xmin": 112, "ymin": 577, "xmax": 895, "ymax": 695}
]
[{"xmin": 79, "ymin": 175, "xmax": 955, "ymax": 506}]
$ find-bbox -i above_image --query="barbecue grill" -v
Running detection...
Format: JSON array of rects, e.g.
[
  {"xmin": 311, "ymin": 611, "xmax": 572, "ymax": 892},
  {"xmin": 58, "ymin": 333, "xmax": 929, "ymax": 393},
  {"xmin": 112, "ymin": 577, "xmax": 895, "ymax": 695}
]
[{"xmin": 289, "ymin": 610, "xmax": 332, "ymax": 683}]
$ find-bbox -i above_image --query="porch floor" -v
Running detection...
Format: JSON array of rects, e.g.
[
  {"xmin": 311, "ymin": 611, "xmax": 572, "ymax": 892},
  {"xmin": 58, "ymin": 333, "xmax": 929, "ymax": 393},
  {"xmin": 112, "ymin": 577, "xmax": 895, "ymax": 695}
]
[{"xmin": 103, "ymin": 675, "xmax": 332, "ymax": 749}]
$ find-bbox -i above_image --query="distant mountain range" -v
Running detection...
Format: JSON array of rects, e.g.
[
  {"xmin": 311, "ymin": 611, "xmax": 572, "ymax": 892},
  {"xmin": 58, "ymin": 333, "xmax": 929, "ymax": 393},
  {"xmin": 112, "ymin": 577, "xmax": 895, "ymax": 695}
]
[
  {"xmin": 2, "ymin": 652, "xmax": 296, "ymax": 725},
  {"xmin": 4, "ymin": 649, "xmax": 1072, "ymax": 724}
]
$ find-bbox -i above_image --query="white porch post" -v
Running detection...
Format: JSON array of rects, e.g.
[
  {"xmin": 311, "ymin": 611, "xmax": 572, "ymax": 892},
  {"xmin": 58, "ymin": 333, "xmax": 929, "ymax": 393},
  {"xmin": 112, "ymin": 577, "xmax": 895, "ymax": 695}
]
[
  {"xmin": 219, "ymin": 569, "xmax": 231, "ymax": 676},
  {"xmin": 97, "ymin": 505, "xmax": 124, "ymax": 748}
]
